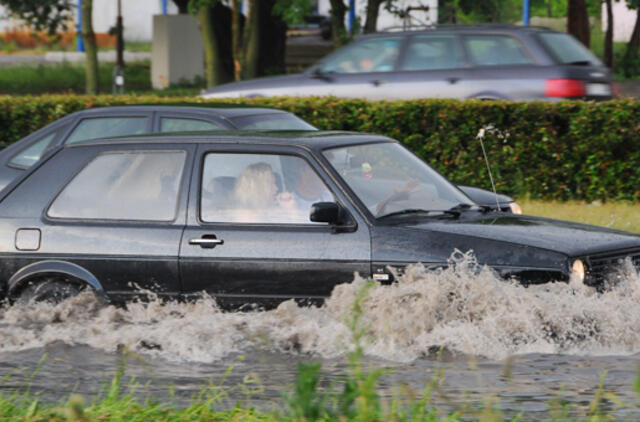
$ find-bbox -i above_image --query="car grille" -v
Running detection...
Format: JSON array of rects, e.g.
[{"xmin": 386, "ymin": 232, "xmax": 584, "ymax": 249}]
[{"xmin": 586, "ymin": 248, "xmax": 640, "ymax": 284}]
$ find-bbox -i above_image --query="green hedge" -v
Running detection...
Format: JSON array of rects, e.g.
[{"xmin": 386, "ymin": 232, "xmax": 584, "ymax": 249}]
[{"xmin": 0, "ymin": 95, "xmax": 638, "ymax": 202}]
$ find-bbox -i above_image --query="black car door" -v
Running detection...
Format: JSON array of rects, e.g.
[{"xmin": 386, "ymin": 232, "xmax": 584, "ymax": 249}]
[
  {"xmin": 179, "ymin": 143, "xmax": 371, "ymax": 306},
  {"xmin": 0, "ymin": 144, "xmax": 196, "ymax": 301}
]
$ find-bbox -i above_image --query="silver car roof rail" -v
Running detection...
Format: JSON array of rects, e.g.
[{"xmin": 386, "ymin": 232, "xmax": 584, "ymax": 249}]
[{"xmin": 379, "ymin": 23, "xmax": 553, "ymax": 33}]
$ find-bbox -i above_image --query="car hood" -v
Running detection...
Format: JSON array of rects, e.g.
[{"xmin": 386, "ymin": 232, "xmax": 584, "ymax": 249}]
[
  {"xmin": 202, "ymin": 74, "xmax": 307, "ymax": 97},
  {"xmin": 404, "ymin": 214, "xmax": 640, "ymax": 257}
]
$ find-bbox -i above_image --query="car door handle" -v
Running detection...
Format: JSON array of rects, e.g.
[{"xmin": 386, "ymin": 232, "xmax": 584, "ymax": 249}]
[
  {"xmin": 371, "ymin": 80, "xmax": 383, "ymax": 87},
  {"xmin": 447, "ymin": 77, "xmax": 460, "ymax": 84},
  {"xmin": 189, "ymin": 236, "xmax": 224, "ymax": 248}
]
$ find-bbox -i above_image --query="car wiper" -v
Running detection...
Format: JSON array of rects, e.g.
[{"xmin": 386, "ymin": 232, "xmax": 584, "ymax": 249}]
[
  {"xmin": 377, "ymin": 208, "xmax": 462, "ymax": 220},
  {"xmin": 377, "ymin": 209, "xmax": 435, "ymax": 220}
]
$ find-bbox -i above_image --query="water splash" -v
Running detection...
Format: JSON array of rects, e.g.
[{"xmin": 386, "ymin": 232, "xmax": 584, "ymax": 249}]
[{"xmin": 2, "ymin": 252, "xmax": 640, "ymax": 362}]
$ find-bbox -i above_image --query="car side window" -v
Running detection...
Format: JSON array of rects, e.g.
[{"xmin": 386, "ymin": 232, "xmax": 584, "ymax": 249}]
[
  {"xmin": 463, "ymin": 35, "xmax": 532, "ymax": 66},
  {"xmin": 200, "ymin": 153, "xmax": 334, "ymax": 225},
  {"xmin": 401, "ymin": 35, "xmax": 464, "ymax": 71},
  {"xmin": 320, "ymin": 37, "xmax": 402, "ymax": 74},
  {"xmin": 65, "ymin": 117, "xmax": 149, "ymax": 144},
  {"xmin": 9, "ymin": 131, "xmax": 59, "ymax": 168},
  {"xmin": 48, "ymin": 150, "xmax": 186, "ymax": 221},
  {"xmin": 160, "ymin": 118, "xmax": 223, "ymax": 132}
]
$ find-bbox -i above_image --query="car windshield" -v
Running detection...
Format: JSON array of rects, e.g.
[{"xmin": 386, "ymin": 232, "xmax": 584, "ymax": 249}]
[
  {"xmin": 230, "ymin": 113, "xmax": 317, "ymax": 130},
  {"xmin": 537, "ymin": 32, "xmax": 602, "ymax": 66},
  {"xmin": 323, "ymin": 142, "xmax": 474, "ymax": 218}
]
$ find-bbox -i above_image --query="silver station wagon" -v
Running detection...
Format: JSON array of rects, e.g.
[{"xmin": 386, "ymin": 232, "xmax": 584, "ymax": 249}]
[{"xmin": 203, "ymin": 25, "xmax": 613, "ymax": 101}]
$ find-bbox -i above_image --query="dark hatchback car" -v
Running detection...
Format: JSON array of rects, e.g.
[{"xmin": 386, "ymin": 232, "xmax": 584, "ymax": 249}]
[
  {"xmin": 0, "ymin": 105, "xmax": 316, "ymax": 191},
  {"xmin": 0, "ymin": 131, "xmax": 638, "ymax": 306},
  {"xmin": 203, "ymin": 25, "xmax": 613, "ymax": 101},
  {"xmin": 0, "ymin": 105, "xmax": 518, "ymax": 212}
]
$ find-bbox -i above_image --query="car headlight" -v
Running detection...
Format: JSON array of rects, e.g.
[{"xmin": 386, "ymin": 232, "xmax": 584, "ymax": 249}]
[
  {"xmin": 571, "ymin": 259, "xmax": 585, "ymax": 284},
  {"xmin": 509, "ymin": 201, "xmax": 522, "ymax": 214}
]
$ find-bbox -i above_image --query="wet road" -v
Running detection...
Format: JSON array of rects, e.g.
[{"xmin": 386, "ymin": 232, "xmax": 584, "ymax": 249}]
[{"xmin": 1, "ymin": 259, "xmax": 640, "ymax": 418}]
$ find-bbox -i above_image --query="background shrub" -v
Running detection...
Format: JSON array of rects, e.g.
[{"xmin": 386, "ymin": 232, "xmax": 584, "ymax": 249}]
[{"xmin": 0, "ymin": 95, "xmax": 637, "ymax": 201}]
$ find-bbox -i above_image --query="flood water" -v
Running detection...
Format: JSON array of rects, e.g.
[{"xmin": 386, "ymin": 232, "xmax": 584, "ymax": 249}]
[{"xmin": 1, "ymin": 253, "xmax": 640, "ymax": 418}]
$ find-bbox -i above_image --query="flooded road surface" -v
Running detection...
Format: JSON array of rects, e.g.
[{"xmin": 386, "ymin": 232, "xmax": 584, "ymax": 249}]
[{"xmin": 1, "ymin": 254, "xmax": 640, "ymax": 417}]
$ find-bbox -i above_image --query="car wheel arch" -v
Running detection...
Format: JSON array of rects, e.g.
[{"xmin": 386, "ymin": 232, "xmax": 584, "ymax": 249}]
[{"xmin": 7, "ymin": 260, "xmax": 106, "ymax": 300}]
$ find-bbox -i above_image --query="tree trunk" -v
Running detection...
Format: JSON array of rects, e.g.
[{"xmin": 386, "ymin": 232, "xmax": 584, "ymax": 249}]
[
  {"xmin": 363, "ymin": 0, "xmax": 384, "ymax": 33},
  {"xmin": 198, "ymin": 5, "xmax": 230, "ymax": 87},
  {"xmin": 242, "ymin": 0, "xmax": 260, "ymax": 79},
  {"xmin": 567, "ymin": 0, "xmax": 590, "ymax": 48},
  {"xmin": 547, "ymin": 0, "xmax": 551, "ymax": 18},
  {"xmin": 329, "ymin": 0, "xmax": 348, "ymax": 45},
  {"xmin": 82, "ymin": 0, "xmax": 98, "ymax": 94},
  {"xmin": 232, "ymin": 0, "xmax": 242, "ymax": 80},
  {"xmin": 604, "ymin": 0, "xmax": 613, "ymax": 68},
  {"xmin": 259, "ymin": 0, "xmax": 287, "ymax": 76},
  {"xmin": 623, "ymin": 9, "xmax": 640, "ymax": 77},
  {"xmin": 172, "ymin": 0, "xmax": 189, "ymax": 14}
]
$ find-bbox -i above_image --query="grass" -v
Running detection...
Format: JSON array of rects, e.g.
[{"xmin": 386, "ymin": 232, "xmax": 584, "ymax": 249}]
[
  {"xmin": 0, "ymin": 61, "xmax": 204, "ymax": 95},
  {"xmin": 519, "ymin": 199, "xmax": 640, "ymax": 234}
]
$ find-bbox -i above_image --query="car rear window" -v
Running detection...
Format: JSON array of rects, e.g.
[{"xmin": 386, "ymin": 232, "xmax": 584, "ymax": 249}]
[
  {"xmin": 160, "ymin": 118, "xmax": 224, "ymax": 132},
  {"xmin": 537, "ymin": 32, "xmax": 602, "ymax": 66},
  {"xmin": 463, "ymin": 34, "xmax": 533, "ymax": 66},
  {"xmin": 48, "ymin": 150, "xmax": 186, "ymax": 221},
  {"xmin": 65, "ymin": 117, "xmax": 149, "ymax": 144},
  {"xmin": 230, "ymin": 114, "xmax": 317, "ymax": 130}
]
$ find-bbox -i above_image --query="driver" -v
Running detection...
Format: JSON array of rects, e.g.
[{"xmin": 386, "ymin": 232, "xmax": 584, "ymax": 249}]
[{"xmin": 279, "ymin": 161, "xmax": 333, "ymax": 221}]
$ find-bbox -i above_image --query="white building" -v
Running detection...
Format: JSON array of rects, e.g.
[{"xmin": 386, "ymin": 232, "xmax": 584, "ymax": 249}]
[{"xmin": 602, "ymin": 1, "xmax": 638, "ymax": 43}]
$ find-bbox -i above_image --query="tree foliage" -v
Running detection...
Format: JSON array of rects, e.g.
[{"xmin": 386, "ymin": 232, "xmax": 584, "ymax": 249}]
[
  {"xmin": 0, "ymin": 0, "xmax": 72, "ymax": 34},
  {"xmin": 273, "ymin": 0, "xmax": 313, "ymax": 26},
  {"xmin": 438, "ymin": 0, "xmax": 602, "ymax": 23}
]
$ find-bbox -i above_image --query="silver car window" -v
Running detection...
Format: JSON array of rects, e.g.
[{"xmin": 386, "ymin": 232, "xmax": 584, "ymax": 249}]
[
  {"xmin": 230, "ymin": 114, "xmax": 316, "ymax": 130},
  {"xmin": 48, "ymin": 150, "xmax": 186, "ymax": 221},
  {"xmin": 401, "ymin": 34, "xmax": 464, "ymax": 71},
  {"xmin": 160, "ymin": 118, "xmax": 223, "ymax": 132},
  {"xmin": 537, "ymin": 32, "xmax": 602, "ymax": 66},
  {"xmin": 9, "ymin": 131, "xmax": 58, "ymax": 168},
  {"xmin": 464, "ymin": 34, "xmax": 532, "ymax": 66},
  {"xmin": 201, "ymin": 153, "xmax": 333, "ymax": 225},
  {"xmin": 319, "ymin": 37, "xmax": 402, "ymax": 74},
  {"xmin": 66, "ymin": 117, "xmax": 149, "ymax": 144}
]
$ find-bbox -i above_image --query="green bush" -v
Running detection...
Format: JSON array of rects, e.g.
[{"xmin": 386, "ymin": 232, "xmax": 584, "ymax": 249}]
[{"xmin": 0, "ymin": 95, "xmax": 638, "ymax": 202}]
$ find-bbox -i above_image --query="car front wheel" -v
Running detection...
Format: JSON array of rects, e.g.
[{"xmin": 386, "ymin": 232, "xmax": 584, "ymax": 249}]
[{"xmin": 16, "ymin": 278, "xmax": 83, "ymax": 305}]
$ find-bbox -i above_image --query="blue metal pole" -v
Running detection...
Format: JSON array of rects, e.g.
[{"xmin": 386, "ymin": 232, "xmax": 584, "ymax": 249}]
[
  {"xmin": 348, "ymin": 0, "xmax": 355, "ymax": 33},
  {"xmin": 522, "ymin": 0, "xmax": 530, "ymax": 26},
  {"xmin": 76, "ymin": 0, "xmax": 84, "ymax": 52},
  {"xmin": 162, "ymin": 0, "xmax": 167, "ymax": 14}
]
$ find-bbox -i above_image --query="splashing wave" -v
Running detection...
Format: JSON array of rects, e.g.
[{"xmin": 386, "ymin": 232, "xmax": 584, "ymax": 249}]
[{"xmin": 2, "ymin": 252, "xmax": 640, "ymax": 362}]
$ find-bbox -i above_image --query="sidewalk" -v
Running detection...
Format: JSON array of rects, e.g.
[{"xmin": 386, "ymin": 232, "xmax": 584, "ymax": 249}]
[
  {"xmin": 0, "ymin": 51, "xmax": 150, "ymax": 66},
  {"xmin": 620, "ymin": 81, "xmax": 640, "ymax": 98}
]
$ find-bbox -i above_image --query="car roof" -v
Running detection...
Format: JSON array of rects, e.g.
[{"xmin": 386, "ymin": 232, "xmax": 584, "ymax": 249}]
[
  {"xmin": 362, "ymin": 23, "xmax": 559, "ymax": 37},
  {"xmin": 67, "ymin": 105, "xmax": 292, "ymax": 118},
  {"xmin": 65, "ymin": 130, "xmax": 394, "ymax": 150}
]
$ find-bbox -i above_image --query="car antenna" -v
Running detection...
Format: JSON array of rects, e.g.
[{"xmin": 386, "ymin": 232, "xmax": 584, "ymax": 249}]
[{"xmin": 476, "ymin": 125, "xmax": 501, "ymax": 211}]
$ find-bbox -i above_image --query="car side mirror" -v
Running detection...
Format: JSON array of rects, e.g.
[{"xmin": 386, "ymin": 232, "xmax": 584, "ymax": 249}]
[
  {"xmin": 310, "ymin": 202, "xmax": 340, "ymax": 224},
  {"xmin": 310, "ymin": 202, "xmax": 356, "ymax": 232},
  {"xmin": 310, "ymin": 68, "xmax": 331, "ymax": 81}
]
